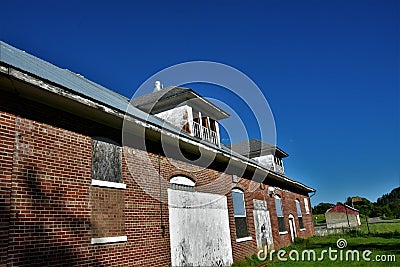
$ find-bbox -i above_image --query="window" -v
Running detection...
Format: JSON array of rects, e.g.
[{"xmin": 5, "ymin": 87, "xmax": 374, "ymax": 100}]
[
  {"xmin": 232, "ymin": 189, "xmax": 249, "ymax": 239},
  {"xmin": 296, "ymin": 199, "xmax": 305, "ymax": 230},
  {"xmin": 304, "ymin": 198, "xmax": 310, "ymax": 214},
  {"xmin": 170, "ymin": 176, "xmax": 195, "ymax": 192},
  {"xmin": 92, "ymin": 138, "xmax": 122, "ymax": 183},
  {"xmin": 275, "ymin": 195, "xmax": 286, "ymax": 233},
  {"xmin": 90, "ymin": 137, "xmax": 126, "ymax": 245}
]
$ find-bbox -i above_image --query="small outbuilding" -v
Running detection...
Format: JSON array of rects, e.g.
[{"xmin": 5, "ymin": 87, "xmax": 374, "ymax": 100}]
[{"xmin": 325, "ymin": 203, "xmax": 361, "ymax": 229}]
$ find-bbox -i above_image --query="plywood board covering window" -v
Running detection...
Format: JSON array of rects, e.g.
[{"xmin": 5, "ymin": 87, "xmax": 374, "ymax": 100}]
[{"xmin": 92, "ymin": 138, "xmax": 122, "ymax": 183}]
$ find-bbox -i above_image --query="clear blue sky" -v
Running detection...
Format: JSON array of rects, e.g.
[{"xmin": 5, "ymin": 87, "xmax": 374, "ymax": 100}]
[{"xmin": 1, "ymin": 0, "xmax": 398, "ymax": 206}]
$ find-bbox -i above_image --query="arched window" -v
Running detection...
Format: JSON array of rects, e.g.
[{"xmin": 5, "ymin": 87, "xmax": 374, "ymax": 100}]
[
  {"xmin": 275, "ymin": 195, "xmax": 286, "ymax": 233},
  {"xmin": 232, "ymin": 189, "xmax": 249, "ymax": 239},
  {"xmin": 170, "ymin": 176, "xmax": 195, "ymax": 192},
  {"xmin": 296, "ymin": 199, "xmax": 305, "ymax": 230}
]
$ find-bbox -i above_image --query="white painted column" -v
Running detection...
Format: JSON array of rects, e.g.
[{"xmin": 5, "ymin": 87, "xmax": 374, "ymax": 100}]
[
  {"xmin": 198, "ymin": 111, "xmax": 203, "ymax": 139},
  {"xmin": 187, "ymin": 106, "xmax": 194, "ymax": 135},
  {"xmin": 215, "ymin": 121, "xmax": 221, "ymax": 147}
]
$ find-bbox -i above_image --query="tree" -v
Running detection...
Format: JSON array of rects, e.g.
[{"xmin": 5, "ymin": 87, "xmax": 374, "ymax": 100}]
[
  {"xmin": 376, "ymin": 187, "xmax": 400, "ymax": 218},
  {"xmin": 312, "ymin": 202, "xmax": 334, "ymax": 214}
]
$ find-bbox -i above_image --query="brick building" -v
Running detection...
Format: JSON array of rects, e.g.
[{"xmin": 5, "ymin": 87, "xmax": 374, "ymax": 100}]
[{"xmin": 0, "ymin": 41, "xmax": 315, "ymax": 266}]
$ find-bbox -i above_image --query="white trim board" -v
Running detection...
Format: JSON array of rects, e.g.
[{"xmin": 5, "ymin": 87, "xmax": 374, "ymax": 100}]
[
  {"xmin": 236, "ymin": 236, "xmax": 252, "ymax": 243},
  {"xmin": 91, "ymin": 236, "xmax": 127, "ymax": 245},
  {"xmin": 91, "ymin": 179, "xmax": 126, "ymax": 189}
]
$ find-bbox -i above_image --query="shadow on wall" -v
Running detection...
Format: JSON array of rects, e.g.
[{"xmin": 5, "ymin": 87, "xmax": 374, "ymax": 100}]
[
  {"xmin": 9, "ymin": 164, "xmax": 102, "ymax": 267},
  {"xmin": 0, "ymin": 183, "xmax": 11, "ymax": 264}
]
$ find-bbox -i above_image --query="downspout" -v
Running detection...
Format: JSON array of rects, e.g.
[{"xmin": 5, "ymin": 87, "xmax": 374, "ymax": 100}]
[{"xmin": 158, "ymin": 153, "xmax": 165, "ymax": 237}]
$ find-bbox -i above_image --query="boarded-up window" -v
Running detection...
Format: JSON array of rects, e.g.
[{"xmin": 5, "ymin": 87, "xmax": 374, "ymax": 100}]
[
  {"xmin": 90, "ymin": 137, "xmax": 125, "ymax": 245},
  {"xmin": 232, "ymin": 189, "xmax": 249, "ymax": 239},
  {"xmin": 91, "ymin": 186, "xmax": 125, "ymax": 240},
  {"xmin": 170, "ymin": 176, "xmax": 195, "ymax": 192},
  {"xmin": 92, "ymin": 138, "xmax": 122, "ymax": 183}
]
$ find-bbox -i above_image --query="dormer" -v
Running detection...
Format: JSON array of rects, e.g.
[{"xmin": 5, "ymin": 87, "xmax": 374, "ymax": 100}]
[
  {"xmin": 131, "ymin": 82, "xmax": 230, "ymax": 146},
  {"xmin": 229, "ymin": 139, "xmax": 288, "ymax": 174}
]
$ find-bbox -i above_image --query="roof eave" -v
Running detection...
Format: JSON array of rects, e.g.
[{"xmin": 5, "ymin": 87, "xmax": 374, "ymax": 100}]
[{"xmin": 0, "ymin": 51, "xmax": 314, "ymax": 194}]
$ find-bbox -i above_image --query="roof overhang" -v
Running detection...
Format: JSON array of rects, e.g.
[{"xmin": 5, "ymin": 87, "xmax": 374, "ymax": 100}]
[{"xmin": 136, "ymin": 88, "xmax": 230, "ymax": 121}]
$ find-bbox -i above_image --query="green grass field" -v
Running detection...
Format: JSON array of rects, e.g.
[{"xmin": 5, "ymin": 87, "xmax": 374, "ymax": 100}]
[
  {"xmin": 360, "ymin": 220, "xmax": 400, "ymax": 234},
  {"xmin": 313, "ymin": 214, "xmax": 326, "ymax": 225},
  {"xmin": 232, "ymin": 221, "xmax": 400, "ymax": 267},
  {"xmin": 270, "ymin": 235, "xmax": 399, "ymax": 267}
]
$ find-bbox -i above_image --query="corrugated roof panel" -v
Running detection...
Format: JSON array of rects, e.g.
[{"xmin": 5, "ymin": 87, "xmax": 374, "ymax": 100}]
[
  {"xmin": 0, "ymin": 40, "xmax": 179, "ymax": 132},
  {"xmin": 0, "ymin": 41, "xmax": 129, "ymax": 112}
]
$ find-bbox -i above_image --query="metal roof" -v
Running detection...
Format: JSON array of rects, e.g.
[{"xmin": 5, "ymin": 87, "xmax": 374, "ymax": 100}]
[
  {"xmin": 131, "ymin": 86, "xmax": 190, "ymax": 108},
  {"xmin": 327, "ymin": 203, "xmax": 359, "ymax": 214},
  {"xmin": 0, "ymin": 40, "xmax": 179, "ymax": 133},
  {"xmin": 0, "ymin": 41, "xmax": 129, "ymax": 112}
]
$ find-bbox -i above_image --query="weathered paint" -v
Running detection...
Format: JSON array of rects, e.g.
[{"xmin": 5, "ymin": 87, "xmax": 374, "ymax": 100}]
[
  {"xmin": 253, "ymin": 155, "xmax": 285, "ymax": 174},
  {"xmin": 325, "ymin": 212, "xmax": 360, "ymax": 229},
  {"xmin": 168, "ymin": 189, "xmax": 233, "ymax": 266},
  {"xmin": 155, "ymin": 105, "xmax": 193, "ymax": 132},
  {"xmin": 253, "ymin": 200, "xmax": 274, "ymax": 250},
  {"xmin": 325, "ymin": 203, "xmax": 361, "ymax": 229}
]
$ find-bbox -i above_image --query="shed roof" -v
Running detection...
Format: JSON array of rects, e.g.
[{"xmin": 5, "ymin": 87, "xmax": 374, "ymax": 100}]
[{"xmin": 326, "ymin": 203, "xmax": 359, "ymax": 215}]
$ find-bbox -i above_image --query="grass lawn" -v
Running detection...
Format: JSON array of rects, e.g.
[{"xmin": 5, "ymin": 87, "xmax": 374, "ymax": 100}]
[
  {"xmin": 269, "ymin": 235, "xmax": 399, "ymax": 266},
  {"xmin": 313, "ymin": 214, "xmax": 326, "ymax": 225},
  {"xmin": 360, "ymin": 221, "xmax": 400, "ymax": 234},
  {"xmin": 232, "ymin": 221, "xmax": 400, "ymax": 267}
]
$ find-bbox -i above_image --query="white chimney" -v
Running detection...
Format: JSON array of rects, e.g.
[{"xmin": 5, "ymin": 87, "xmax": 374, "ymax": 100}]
[{"xmin": 154, "ymin": 81, "xmax": 163, "ymax": 92}]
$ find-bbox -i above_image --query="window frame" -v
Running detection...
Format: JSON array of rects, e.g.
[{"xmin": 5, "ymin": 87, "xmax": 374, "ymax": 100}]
[
  {"xmin": 170, "ymin": 176, "xmax": 196, "ymax": 192},
  {"xmin": 275, "ymin": 195, "xmax": 287, "ymax": 234},
  {"xmin": 90, "ymin": 137, "xmax": 126, "ymax": 245},
  {"xmin": 296, "ymin": 199, "xmax": 305, "ymax": 230},
  {"xmin": 232, "ymin": 188, "xmax": 251, "ymax": 241}
]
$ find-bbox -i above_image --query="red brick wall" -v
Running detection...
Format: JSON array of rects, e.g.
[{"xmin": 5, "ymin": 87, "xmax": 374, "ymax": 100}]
[
  {"xmin": 227, "ymin": 179, "xmax": 257, "ymax": 261},
  {"xmin": 0, "ymin": 109, "xmax": 174, "ymax": 266},
  {"xmin": 264, "ymin": 188, "xmax": 314, "ymax": 249},
  {"xmin": 227, "ymin": 179, "xmax": 315, "ymax": 262},
  {"xmin": 7, "ymin": 116, "xmax": 93, "ymax": 266},
  {"xmin": 90, "ymin": 187, "xmax": 125, "ymax": 238},
  {"xmin": 0, "ymin": 89, "xmax": 314, "ymax": 266},
  {"xmin": 0, "ymin": 112, "xmax": 15, "ymax": 264}
]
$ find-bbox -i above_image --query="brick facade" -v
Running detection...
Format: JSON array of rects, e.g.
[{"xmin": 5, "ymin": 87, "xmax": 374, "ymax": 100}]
[
  {"xmin": 0, "ymin": 80, "xmax": 315, "ymax": 266},
  {"xmin": 0, "ymin": 112, "xmax": 15, "ymax": 264}
]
